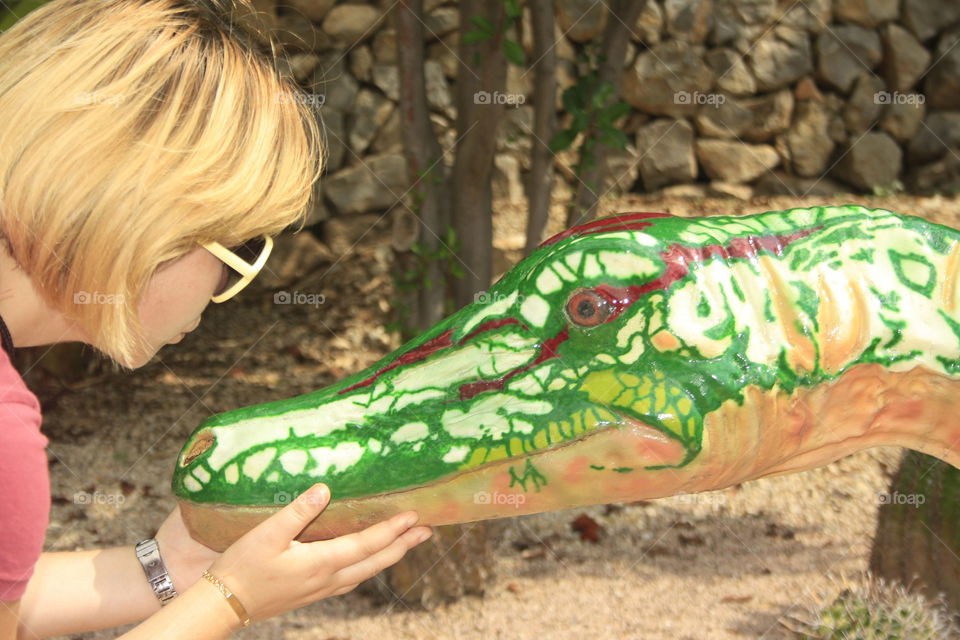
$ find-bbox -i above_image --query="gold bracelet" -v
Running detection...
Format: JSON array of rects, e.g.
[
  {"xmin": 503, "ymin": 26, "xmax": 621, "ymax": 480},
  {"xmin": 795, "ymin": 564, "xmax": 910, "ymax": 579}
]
[{"xmin": 202, "ymin": 569, "xmax": 251, "ymax": 627}]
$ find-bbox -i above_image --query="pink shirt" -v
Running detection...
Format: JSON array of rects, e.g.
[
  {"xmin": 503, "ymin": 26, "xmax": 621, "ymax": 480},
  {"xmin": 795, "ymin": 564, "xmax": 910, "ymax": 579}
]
[{"xmin": 0, "ymin": 346, "xmax": 48, "ymax": 601}]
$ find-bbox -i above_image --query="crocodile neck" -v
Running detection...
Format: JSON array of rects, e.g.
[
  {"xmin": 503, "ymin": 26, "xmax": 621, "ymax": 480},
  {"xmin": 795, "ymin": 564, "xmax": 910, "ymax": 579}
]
[
  {"xmin": 740, "ymin": 227, "xmax": 960, "ymax": 482},
  {"xmin": 649, "ymin": 209, "xmax": 960, "ymax": 490},
  {"xmin": 747, "ymin": 360, "xmax": 960, "ymax": 481}
]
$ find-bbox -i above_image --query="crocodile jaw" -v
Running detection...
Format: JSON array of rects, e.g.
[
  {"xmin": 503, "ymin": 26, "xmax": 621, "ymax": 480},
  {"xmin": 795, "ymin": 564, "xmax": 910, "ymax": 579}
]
[{"xmin": 177, "ymin": 412, "xmax": 694, "ymax": 551}]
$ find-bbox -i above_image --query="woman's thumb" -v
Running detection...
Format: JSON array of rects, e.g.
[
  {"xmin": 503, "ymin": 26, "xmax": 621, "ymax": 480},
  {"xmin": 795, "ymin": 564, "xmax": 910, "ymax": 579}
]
[{"xmin": 269, "ymin": 483, "xmax": 330, "ymax": 542}]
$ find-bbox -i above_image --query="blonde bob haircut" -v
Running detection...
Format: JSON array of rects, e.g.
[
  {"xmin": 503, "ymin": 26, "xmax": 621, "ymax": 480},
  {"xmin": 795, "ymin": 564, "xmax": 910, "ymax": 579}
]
[{"xmin": 0, "ymin": 0, "xmax": 324, "ymax": 368}]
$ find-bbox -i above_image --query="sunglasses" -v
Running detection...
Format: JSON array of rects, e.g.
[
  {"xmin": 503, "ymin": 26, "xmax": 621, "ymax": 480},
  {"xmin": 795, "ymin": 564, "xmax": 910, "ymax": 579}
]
[{"xmin": 200, "ymin": 235, "xmax": 274, "ymax": 303}]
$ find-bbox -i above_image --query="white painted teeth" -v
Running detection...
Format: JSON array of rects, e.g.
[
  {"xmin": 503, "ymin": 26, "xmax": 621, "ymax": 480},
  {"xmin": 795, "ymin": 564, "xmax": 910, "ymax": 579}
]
[
  {"xmin": 278, "ymin": 449, "xmax": 308, "ymax": 475},
  {"xmin": 242, "ymin": 448, "xmax": 276, "ymax": 482}
]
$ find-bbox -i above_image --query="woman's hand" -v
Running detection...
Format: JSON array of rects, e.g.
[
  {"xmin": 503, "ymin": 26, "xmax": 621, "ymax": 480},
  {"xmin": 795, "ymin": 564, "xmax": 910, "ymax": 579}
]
[
  {"xmin": 205, "ymin": 483, "xmax": 432, "ymax": 624},
  {"xmin": 155, "ymin": 504, "xmax": 223, "ymax": 593}
]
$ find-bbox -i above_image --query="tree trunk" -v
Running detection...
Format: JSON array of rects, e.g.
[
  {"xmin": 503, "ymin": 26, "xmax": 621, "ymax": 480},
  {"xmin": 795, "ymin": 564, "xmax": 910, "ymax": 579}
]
[
  {"xmin": 870, "ymin": 449, "xmax": 960, "ymax": 614},
  {"xmin": 450, "ymin": 0, "xmax": 507, "ymax": 306},
  {"xmin": 368, "ymin": 519, "xmax": 507, "ymax": 609},
  {"xmin": 394, "ymin": 0, "xmax": 450, "ymax": 333},
  {"xmin": 523, "ymin": 0, "xmax": 557, "ymax": 256},
  {"xmin": 567, "ymin": 0, "xmax": 647, "ymax": 228},
  {"xmin": 371, "ymin": 0, "xmax": 501, "ymax": 608}
]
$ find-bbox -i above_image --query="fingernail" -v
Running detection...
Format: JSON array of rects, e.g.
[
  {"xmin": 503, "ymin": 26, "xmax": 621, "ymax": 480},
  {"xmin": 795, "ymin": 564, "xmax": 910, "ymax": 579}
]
[
  {"xmin": 403, "ymin": 513, "xmax": 418, "ymax": 528},
  {"xmin": 417, "ymin": 529, "xmax": 432, "ymax": 543}
]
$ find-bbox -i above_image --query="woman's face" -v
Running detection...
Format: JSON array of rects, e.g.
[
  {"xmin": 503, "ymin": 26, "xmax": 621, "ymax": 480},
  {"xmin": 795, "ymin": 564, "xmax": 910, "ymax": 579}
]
[{"xmin": 131, "ymin": 245, "xmax": 226, "ymax": 367}]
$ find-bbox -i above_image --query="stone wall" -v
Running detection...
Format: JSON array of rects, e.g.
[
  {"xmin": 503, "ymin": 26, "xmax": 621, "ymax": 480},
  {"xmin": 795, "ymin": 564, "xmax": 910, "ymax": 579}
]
[{"xmin": 260, "ymin": 0, "xmax": 960, "ymax": 228}]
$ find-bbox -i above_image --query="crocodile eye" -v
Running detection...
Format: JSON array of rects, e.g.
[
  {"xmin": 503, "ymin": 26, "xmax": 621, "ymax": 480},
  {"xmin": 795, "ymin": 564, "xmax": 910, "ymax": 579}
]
[{"xmin": 565, "ymin": 289, "xmax": 611, "ymax": 327}]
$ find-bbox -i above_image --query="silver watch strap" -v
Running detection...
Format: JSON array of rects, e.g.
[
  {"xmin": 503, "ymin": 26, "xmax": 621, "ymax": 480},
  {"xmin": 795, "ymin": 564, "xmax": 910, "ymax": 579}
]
[{"xmin": 135, "ymin": 538, "xmax": 179, "ymax": 605}]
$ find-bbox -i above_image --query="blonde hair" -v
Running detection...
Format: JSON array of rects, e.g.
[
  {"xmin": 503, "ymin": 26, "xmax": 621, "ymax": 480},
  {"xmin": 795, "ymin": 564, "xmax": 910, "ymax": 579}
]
[{"xmin": 0, "ymin": 0, "xmax": 324, "ymax": 367}]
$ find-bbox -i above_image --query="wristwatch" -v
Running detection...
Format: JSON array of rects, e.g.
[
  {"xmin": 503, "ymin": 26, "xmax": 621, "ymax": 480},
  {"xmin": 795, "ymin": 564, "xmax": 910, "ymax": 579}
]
[{"xmin": 135, "ymin": 538, "xmax": 179, "ymax": 605}]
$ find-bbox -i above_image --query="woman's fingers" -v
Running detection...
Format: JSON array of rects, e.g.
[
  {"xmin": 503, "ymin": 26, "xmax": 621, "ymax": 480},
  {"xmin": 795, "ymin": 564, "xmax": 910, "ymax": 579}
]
[
  {"xmin": 211, "ymin": 490, "xmax": 433, "ymax": 621},
  {"xmin": 330, "ymin": 583, "xmax": 357, "ymax": 598},
  {"xmin": 258, "ymin": 483, "xmax": 331, "ymax": 548},
  {"xmin": 330, "ymin": 525, "xmax": 433, "ymax": 587},
  {"xmin": 312, "ymin": 510, "xmax": 422, "ymax": 570}
]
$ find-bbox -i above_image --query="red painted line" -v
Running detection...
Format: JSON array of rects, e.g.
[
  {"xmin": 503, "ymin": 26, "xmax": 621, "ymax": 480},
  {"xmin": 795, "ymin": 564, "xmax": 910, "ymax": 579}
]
[
  {"xmin": 538, "ymin": 212, "xmax": 673, "ymax": 248},
  {"xmin": 343, "ymin": 224, "xmax": 821, "ymax": 397}
]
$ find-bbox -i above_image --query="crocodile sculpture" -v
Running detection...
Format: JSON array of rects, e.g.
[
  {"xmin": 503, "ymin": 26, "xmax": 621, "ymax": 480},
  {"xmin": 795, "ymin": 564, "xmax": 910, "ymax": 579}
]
[{"xmin": 173, "ymin": 204, "xmax": 960, "ymax": 551}]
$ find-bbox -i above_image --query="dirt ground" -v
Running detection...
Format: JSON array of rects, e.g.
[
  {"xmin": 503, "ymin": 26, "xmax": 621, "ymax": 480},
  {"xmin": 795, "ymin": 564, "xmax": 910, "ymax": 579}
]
[{"xmin": 36, "ymin": 192, "xmax": 960, "ymax": 639}]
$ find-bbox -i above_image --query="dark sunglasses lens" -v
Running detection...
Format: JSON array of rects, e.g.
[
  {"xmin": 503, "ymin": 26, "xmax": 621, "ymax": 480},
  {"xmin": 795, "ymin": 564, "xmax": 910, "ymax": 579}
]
[
  {"xmin": 214, "ymin": 237, "xmax": 266, "ymax": 297},
  {"xmin": 234, "ymin": 236, "xmax": 267, "ymax": 264}
]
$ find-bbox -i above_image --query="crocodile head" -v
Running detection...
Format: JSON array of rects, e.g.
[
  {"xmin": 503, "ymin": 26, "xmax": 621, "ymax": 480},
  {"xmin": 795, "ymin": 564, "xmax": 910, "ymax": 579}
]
[
  {"xmin": 173, "ymin": 212, "xmax": 721, "ymax": 508},
  {"xmin": 172, "ymin": 204, "xmax": 960, "ymax": 549}
]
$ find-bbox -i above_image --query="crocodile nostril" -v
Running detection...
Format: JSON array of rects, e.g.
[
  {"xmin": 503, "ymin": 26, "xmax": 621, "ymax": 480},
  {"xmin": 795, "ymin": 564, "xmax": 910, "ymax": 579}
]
[{"xmin": 182, "ymin": 430, "xmax": 215, "ymax": 466}]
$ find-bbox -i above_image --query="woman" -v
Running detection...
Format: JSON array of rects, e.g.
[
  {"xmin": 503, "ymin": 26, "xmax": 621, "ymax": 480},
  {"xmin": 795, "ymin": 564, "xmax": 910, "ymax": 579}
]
[{"xmin": 0, "ymin": 0, "xmax": 433, "ymax": 637}]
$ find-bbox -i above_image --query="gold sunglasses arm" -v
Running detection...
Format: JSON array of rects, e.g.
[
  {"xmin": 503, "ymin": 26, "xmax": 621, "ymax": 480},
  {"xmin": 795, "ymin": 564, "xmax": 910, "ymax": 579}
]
[
  {"xmin": 202, "ymin": 235, "xmax": 274, "ymax": 303},
  {"xmin": 202, "ymin": 235, "xmax": 274, "ymax": 275},
  {"xmin": 249, "ymin": 235, "xmax": 274, "ymax": 271}
]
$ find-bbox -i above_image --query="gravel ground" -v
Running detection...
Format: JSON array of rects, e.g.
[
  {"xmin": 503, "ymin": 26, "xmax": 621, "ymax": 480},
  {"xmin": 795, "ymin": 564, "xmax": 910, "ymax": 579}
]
[{"xmin": 34, "ymin": 193, "xmax": 960, "ymax": 639}]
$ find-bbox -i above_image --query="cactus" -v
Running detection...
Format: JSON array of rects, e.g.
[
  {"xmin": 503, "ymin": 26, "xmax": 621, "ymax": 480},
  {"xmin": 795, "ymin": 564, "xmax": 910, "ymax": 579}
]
[
  {"xmin": 783, "ymin": 573, "xmax": 959, "ymax": 639},
  {"xmin": 870, "ymin": 449, "xmax": 960, "ymax": 623}
]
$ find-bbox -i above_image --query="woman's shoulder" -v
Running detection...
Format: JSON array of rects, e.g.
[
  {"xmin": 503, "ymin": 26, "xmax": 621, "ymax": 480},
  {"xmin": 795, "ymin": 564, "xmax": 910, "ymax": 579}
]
[
  {"xmin": 0, "ymin": 347, "xmax": 45, "ymax": 448},
  {"xmin": 0, "ymin": 349, "xmax": 50, "ymax": 602}
]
